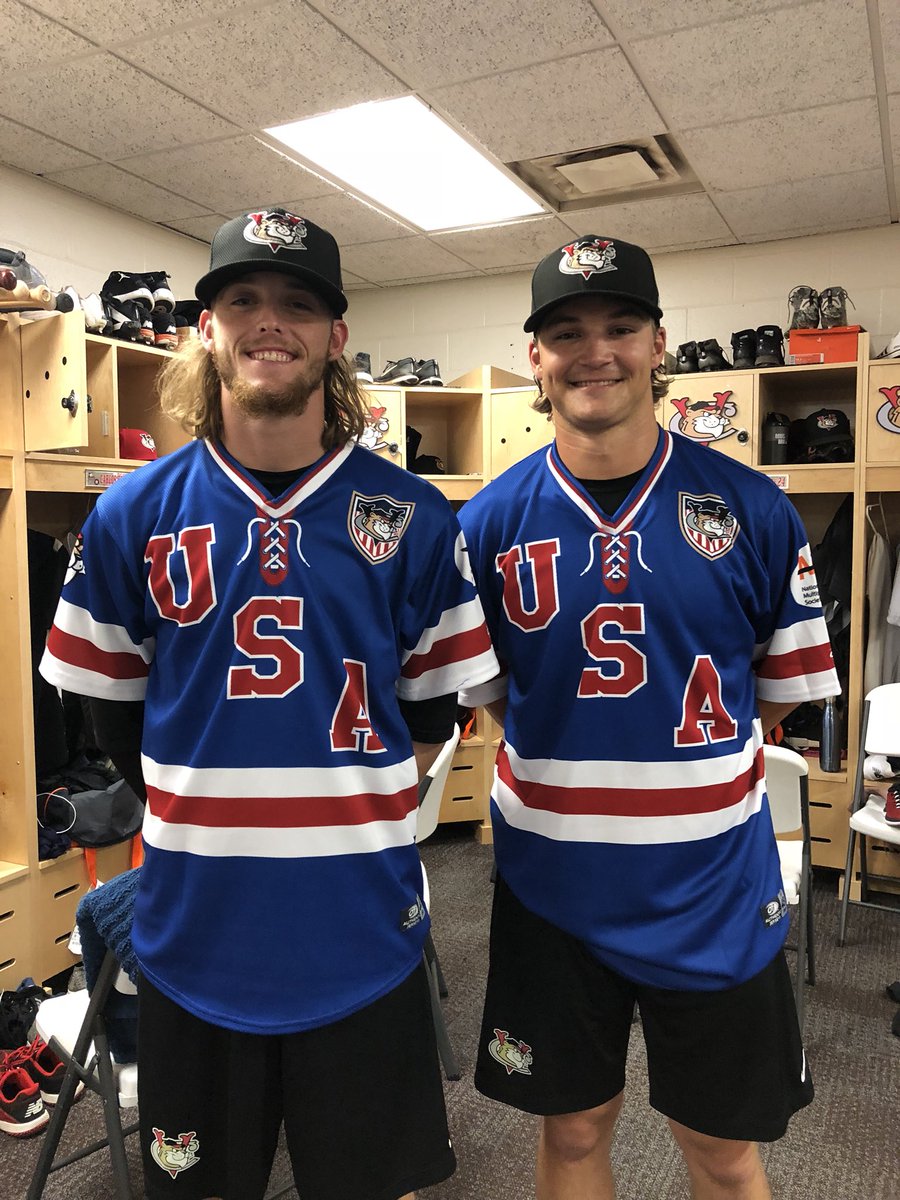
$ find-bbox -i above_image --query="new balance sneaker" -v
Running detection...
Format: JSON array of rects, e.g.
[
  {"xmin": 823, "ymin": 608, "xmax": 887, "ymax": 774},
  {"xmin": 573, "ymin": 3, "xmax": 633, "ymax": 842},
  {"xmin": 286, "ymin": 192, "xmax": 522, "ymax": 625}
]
[
  {"xmin": 2, "ymin": 1037, "xmax": 83, "ymax": 1106},
  {"xmin": 675, "ymin": 341, "xmax": 699, "ymax": 373},
  {"xmin": 143, "ymin": 270, "xmax": 175, "ymax": 312},
  {"xmin": 414, "ymin": 359, "xmax": 443, "ymax": 386},
  {"xmin": 819, "ymin": 286, "xmax": 854, "ymax": 329},
  {"xmin": 375, "ymin": 358, "xmax": 418, "ymax": 386},
  {"xmin": 788, "ymin": 285, "xmax": 819, "ymax": 330},
  {"xmin": 885, "ymin": 784, "xmax": 900, "ymax": 826},
  {"xmin": 0, "ymin": 1065, "xmax": 48, "ymax": 1136},
  {"xmin": 138, "ymin": 308, "xmax": 156, "ymax": 346},
  {"xmin": 353, "ymin": 351, "xmax": 373, "ymax": 383},
  {"xmin": 101, "ymin": 271, "xmax": 154, "ymax": 310},
  {"xmin": 696, "ymin": 339, "xmax": 731, "ymax": 371}
]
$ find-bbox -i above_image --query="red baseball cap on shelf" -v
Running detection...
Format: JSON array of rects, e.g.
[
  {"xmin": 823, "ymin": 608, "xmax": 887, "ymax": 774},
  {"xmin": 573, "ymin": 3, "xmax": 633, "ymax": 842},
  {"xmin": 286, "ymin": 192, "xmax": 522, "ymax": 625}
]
[{"xmin": 119, "ymin": 428, "xmax": 158, "ymax": 460}]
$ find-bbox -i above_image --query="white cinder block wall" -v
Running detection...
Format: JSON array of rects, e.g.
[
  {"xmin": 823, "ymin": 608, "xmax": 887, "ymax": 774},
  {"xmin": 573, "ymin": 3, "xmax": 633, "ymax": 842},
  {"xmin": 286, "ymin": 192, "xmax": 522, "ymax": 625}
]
[{"xmin": 3, "ymin": 167, "xmax": 899, "ymax": 380}]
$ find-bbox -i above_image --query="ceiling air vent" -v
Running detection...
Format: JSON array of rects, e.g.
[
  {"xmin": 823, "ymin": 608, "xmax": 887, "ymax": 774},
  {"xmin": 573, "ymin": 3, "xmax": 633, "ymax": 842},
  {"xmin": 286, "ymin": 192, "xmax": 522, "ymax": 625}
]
[{"xmin": 508, "ymin": 135, "xmax": 701, "ymax": 212}]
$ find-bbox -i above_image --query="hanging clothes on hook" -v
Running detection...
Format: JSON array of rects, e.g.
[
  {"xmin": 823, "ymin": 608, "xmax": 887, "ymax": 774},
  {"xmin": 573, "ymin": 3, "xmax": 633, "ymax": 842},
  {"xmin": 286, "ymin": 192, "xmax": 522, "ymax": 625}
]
[{"xmin": 864, "ymin": 499, "xmax": 894, "ymax": 692}]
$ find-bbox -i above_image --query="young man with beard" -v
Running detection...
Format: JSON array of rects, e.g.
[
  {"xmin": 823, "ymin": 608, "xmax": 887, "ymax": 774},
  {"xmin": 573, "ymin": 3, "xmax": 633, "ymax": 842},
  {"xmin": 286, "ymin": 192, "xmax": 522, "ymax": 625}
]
[
  {"xmin": 458, "ymin": 235, "xmax": 839, "ymax": 1200},
  {"xmin": 40, "ymin": 208, "xmax": 497, "ymax": 1200}
]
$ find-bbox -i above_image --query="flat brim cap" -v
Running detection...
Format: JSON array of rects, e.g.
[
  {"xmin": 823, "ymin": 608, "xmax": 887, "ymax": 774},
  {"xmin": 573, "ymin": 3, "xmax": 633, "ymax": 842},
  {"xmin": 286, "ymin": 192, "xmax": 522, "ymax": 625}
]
[
  {"xmin": 525, "ymin": 235, "xmax": 663, "ymax": 332},
  {"xmin": 196, "ymin": 208, "xmax": 348, "ymax": 315}
]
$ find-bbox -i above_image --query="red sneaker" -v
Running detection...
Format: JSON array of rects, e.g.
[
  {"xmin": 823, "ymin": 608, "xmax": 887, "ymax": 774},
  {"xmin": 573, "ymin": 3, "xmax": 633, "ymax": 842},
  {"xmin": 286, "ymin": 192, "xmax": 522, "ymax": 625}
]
[
  {"xmin": 885, "ymin": 784, "xmax": 900, "ymax": 826},
  {"xmin": 0, "ymin": 1065, "xmax": 49, "ymax": 1136},
  {"xmin": 3, "ymin": 1037, "xmax": 84, "ymax": 1106}
]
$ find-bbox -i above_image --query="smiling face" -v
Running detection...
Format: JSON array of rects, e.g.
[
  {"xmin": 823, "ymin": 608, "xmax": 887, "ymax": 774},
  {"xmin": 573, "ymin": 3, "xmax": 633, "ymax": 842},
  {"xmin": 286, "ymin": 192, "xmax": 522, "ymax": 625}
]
[
  {"xmin": 199, "ymin": 270, "xmax": 348, "ymax": 421},
  {"xmin": 530, "ymin": 295, "xmax": 665, "ymax": 440}
]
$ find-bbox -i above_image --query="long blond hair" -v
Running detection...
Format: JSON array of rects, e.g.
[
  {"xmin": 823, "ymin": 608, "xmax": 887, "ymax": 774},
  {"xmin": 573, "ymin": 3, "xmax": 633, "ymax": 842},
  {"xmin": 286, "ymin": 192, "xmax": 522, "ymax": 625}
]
[{"xmin": 156, "ymin": 338, "xmax": 369, "ymax": 449}]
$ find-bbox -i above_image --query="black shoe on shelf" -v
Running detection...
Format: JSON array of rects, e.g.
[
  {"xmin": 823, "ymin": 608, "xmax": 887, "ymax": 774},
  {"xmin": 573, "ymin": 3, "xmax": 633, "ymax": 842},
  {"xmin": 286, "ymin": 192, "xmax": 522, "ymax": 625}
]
[
  {"xmin": 731, "ymin": 328, "xmax": 757, "ymax": 370},
  {"xmin": 696, "ymin": 338, "xmax": 731, "ymax": 371},
  {"xmin": 152, "ymin": 311, "xmax": 178, "ymax": 350},
  {"xmin": 143, "ymin": 270, "xmax": 175, "ymax": 313},
  {"xmin": 675, "ymin": 341, "xmax": 699, "ymax": 373},
  {"xmin": 788, "ymin": 285, "xmax": 819, "ymax": 330},
  {"xmin": 414, "ymin": 358, "xmax": 443, "ymax": 386},
  {"xmin": 375, "ymin": 357, "xmax": 418, "ymax": 386},
  {"xmin": 353, "ymin": 351, "xmax": 373, "ymax": 383},
  {"xmin": 819, "ymin": 286, "xmax": 854, "ymax": 329},
  {"xmin": 100, "ymin": 294, "xmax": 142, "ymax": 342},
  {"xmin": 138, "ymin": 308, "xmax": 155, "ymax": 346},
  {"xmin": 173, "ymin": 299, "xmax": 202, "ymax": 328},
  {"xmin": 101, "ymin": 271, "xmax": 154, "ymax": 310},
  {"xmin": 755, "ymin": 325, "xmax": 785, "ymax": 368}
]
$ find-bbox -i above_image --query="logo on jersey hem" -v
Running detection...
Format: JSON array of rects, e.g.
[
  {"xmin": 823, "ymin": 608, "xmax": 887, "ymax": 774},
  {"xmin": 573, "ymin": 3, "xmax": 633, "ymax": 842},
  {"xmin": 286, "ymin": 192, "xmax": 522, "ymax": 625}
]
[
  {"xmin": 679, "ymin": 493, "xmax": 739, "ymax": 559},
  {"xmin": 348, "ymin": 492, "xmax": 414, "ymax": 563},
  {"xmin": 400, "ymin": 894, "xmax": 426, "ymax": 931},
  {"xmin": 488, "ymin": 1028, "xmax": 533, "ymax": 1075},
  {"xmin": 150, "ymin": 1127, "xmax": 200, "ymax": 1178},
  {"xmin": 760, "ymin": 887, "xmax": 788, "ymax": 928}
]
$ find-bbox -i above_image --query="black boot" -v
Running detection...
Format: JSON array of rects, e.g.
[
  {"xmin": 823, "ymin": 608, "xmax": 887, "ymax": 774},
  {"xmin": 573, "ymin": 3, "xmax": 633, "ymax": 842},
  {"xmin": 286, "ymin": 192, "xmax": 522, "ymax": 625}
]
[
  {"xmin": 787, "ymin": 285, "xmax": 819, "ymax": 330},
  {"xmin": 731, "ymin": 329, "xmax": 757, "ymax": 370},
  {"xmin": 675, "ymin": 341, "xmax": 699, "ymax": 373},
  {"xmin": 696, "ymin": 338, "xmax": 731, "ymax": 371},
  {"xmin": 755, "ymin": 325, "xmax": 785, "ymax": 368},
  {"xmin": 819, "ymin": 286, "xmax": 854, "ymax": 329}
]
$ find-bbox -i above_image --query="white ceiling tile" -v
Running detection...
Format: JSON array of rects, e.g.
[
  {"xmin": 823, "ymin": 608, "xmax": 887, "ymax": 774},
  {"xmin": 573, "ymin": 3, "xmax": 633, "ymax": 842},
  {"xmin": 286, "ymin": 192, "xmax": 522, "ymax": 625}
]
[
  {"xmin": 116, "ymin": 1, "xmax": 403, "ymax": 128},
  {"xmin": 599, "ymin": 0, "xmax": 802, "ymax": 40},
  {"xmin": 631, "ymin": 2, "xmax": 875, "ymax": 129},
  {"xmin": 881, "ymin": 0, "xmax": 900, "ymax": 94},
  {"xmin": 25, "ymin": 0, "xmax": 258, "ymax": 44},
  {"xmin": 431, "ymin": 216, "xmax": 578, "ymax": 270},
  {"xmin": 159, "ymin": 214, "xmax": 230, "ymax": 242},
  {"xmin": 431, "ymin": 48, "xmax": 663, "ymax": 163},
  {"xmin": 0, "ymin": 116, "xmax": 98, "ymax": 174},
  {"xmin": 0, "ymin": 55, "xmax": 236, "ymax": 159},
  {"xmin": 279, "ymin": 193, "xmax": 414, "ymax": 245},
  {"xmin": 0, "ymin": 1, "xmax": 95, "ymax": 71},
  {"xmin": 679, "ymin": 98, "xmax": 883, "ymax": 192},
  {"xmin": 715, "ymin": 170, "xmax": 890, "ymax": 240},
  {"xmin": 561, "ymin": 194, "xmax": 735, "ymax": 253},
  {"xmin": 119, "ymin": 137, "xmax": 339, "ymax": 212},
  {"xmin": 45, "ymin": 162, "xmax": 212, "ymax": 222},
  {"xmin": 310, "ymin": 0, "xmax": 613, "ymax": 87},
  {"xmin": 342, "ymin": 271, "xmax": 373, "ymax": 288},
  {"xmin": 341, "ymin": 238, "xmax": 476, "ymax": 283}
]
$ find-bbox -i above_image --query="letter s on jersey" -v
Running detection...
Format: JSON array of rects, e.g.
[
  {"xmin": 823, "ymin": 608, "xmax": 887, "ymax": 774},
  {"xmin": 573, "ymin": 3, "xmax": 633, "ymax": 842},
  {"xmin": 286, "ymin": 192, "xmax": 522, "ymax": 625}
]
[{"xmin": 228, "ymin": 596, "xmax": 303, "ymax": 698}]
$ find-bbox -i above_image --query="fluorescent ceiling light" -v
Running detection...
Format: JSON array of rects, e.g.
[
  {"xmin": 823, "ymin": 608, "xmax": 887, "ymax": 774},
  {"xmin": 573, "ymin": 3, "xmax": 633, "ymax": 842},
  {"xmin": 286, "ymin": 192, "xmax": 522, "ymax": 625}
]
[{"xmin": 266, "ymin": 97, "xmax": 544, "ymax": 232}]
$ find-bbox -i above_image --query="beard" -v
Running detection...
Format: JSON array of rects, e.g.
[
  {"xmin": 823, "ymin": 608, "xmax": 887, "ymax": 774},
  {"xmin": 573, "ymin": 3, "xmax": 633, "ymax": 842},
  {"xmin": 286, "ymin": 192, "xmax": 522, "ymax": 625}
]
[{"xmin": 212, "ymin": 346, "xmax": 329, "ymax": 419}]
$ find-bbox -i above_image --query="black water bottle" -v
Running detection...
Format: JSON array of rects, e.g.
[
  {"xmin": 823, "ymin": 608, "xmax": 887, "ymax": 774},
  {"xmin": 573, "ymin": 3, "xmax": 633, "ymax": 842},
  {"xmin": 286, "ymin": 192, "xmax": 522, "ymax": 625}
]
[
  {"xmin": 819, "ymin": 696, "xmax": 841, "ymax": 773},
  {"xmin": 762, "ymin": 412, "xmax": 791, "ymax": 464}
]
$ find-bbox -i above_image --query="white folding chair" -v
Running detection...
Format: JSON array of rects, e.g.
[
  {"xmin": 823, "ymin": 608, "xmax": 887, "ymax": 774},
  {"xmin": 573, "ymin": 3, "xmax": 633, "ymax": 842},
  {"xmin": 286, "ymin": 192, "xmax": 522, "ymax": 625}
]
[
  {"xmin": 416, "ymin": 725, "xmax": 462, "ymax": 1080},
  {"xmin": 763, "ymin": 745, "xmax": 815, "ymax": 1033},
  {"xmin": 838, "ymin": 683, "xmax": 900, "ymax": 946},
  {"xmin": 28, "ymin": 948, "xmax": 139, "ymax": 1200}
]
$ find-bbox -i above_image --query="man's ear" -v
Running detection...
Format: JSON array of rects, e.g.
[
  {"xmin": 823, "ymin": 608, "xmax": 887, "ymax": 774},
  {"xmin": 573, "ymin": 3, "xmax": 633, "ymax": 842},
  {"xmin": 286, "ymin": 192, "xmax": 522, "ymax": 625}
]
[
  {"xmin": 528, "ymin": 337, "xmax": 542, "ymax": 380},
  {"xmin": 198, "ymin": 308, "xmax": 215, "ymax": 352},
  {"xmin": 329, "ymin": 318, "xmax": 350, "ymax": 361},
  {"xmin": 653, "ymin": 324, "xmax": 667, "ymax": 370}
]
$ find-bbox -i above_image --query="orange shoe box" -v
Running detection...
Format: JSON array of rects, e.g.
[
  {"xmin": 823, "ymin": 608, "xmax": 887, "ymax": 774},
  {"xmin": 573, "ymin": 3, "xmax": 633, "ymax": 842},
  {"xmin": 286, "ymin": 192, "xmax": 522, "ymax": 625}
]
[{"xmin": 788, "ymin": 325, "xmax": 861, "ymax": 364}]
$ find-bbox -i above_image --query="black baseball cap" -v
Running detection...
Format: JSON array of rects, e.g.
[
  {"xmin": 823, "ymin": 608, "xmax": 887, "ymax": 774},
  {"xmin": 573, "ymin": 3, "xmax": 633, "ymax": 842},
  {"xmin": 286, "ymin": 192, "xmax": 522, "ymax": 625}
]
[
  {"xmin": 196, "ymin": 208, "xmax": 348, "ymax": 315},
  {"xmin": 795, "ymin": 408, "xmax": 853, "ymax": 448},
  {"xmin": 525, "ymin": 235, "xmax": 663, "ymax": 333}
]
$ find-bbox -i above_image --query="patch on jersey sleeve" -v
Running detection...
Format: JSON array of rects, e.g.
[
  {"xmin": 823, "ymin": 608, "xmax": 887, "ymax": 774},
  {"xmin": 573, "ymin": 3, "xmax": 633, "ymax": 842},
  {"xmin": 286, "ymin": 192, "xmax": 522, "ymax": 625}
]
[
  {"xmin": 348, "ymin": 492, "xmax": 414, "ymax": 563},
  {"xmin": 679, "ymin": 493, "xmax": 739, "ymax": 559},
  {"xmin": 64, "ymin": 531, "xmax": 85, "ymax": 585},
  {"xmin": 790, "ymin": 545, "xmax": 822, "ymax": 607}
]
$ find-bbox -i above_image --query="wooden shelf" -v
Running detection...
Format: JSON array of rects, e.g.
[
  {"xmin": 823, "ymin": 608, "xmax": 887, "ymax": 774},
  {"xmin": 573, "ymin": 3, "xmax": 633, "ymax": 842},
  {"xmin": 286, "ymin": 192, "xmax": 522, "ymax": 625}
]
[
  {"xmin": 428, "ymin": 474, "xmax": 483, "ymax": 501},
  {"xmin": 25, "ymin": 452, "xmax": 140, "ymax": 492},
  {"xmin": 760, "ymin": 464, "xmax": 856, "ymax": 493},
  {"xmin": 0, "ymin": 861, "xmax": 28, "ymax": 885}
]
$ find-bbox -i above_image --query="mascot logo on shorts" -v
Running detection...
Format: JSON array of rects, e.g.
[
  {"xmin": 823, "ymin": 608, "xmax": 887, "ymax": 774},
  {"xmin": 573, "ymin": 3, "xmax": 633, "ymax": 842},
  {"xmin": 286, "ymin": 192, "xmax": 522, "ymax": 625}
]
[
  {"xmin": 488, "ymin": 1028, "xmax": 533, "ymax": 1076},
  {"xmin": 679, "ymin": 493, "xmax": 739, "ymax": 560},
  {"xmin": 244, "ymin": 210, "xmax": 308, "ymax": 253},
  {"xmin": 348, "ymin": 492, "xmax": 414, "ymax": 563},
  {"xmin": 150, "ymin": 1127, "xmax": 200, "ymax": 1178},
  {"xmin": 64, "ymin": 531, "xmax": 85, "ymax": 586},
  {"xmin": 559, "ymin": 237, "xmax": 616, "ymax": 280}
]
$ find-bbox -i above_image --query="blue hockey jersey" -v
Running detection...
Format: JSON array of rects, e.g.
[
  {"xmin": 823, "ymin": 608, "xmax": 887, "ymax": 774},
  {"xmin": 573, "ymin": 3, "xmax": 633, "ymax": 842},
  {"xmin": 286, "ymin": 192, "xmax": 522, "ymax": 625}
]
[
  {"xmin": 460, "ymin": 429, "xmax": 838, "ymax": 990},
  {"xmin": 41, "ymin": 438, "xmax": 496, "ymax": 1032}
]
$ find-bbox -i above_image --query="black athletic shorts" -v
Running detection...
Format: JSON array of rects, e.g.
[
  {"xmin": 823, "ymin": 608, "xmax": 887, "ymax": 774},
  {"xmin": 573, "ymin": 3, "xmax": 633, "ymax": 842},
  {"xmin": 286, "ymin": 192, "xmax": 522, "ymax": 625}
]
[
  {"xmin": 138, "ymin": 962, "xmax": 455, "ymax": 1200},
  {"xmin": 475, "ymin": 875, "xmax": 813, "ymax": 1143}
]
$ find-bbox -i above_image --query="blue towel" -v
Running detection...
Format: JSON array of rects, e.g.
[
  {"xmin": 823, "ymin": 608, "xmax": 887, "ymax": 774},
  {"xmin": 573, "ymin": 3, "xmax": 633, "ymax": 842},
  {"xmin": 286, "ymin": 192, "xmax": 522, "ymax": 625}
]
[{"xmin": 76, "ymin": 867, "xmax": 140, "ymax": 1062}]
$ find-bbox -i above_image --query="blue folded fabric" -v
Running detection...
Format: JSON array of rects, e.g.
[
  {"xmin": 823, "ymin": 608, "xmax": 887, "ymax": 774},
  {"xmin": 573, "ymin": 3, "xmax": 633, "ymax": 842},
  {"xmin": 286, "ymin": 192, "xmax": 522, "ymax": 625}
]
[{"xmin": 76, "ymin": 867, "xmax": 140, "ymax": 1062}]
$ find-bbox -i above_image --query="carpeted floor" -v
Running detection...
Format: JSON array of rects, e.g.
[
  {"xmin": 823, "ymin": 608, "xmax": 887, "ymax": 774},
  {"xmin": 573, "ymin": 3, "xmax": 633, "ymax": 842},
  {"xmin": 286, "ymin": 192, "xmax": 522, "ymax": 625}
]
[{"xmin": 3, "ymin": 825, "xmax": 899, "ymax": 1199}]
